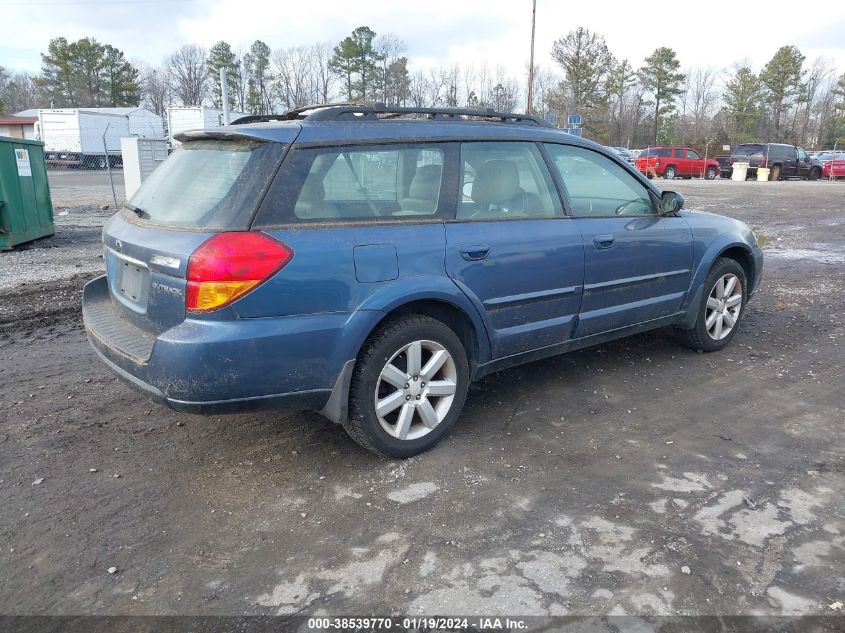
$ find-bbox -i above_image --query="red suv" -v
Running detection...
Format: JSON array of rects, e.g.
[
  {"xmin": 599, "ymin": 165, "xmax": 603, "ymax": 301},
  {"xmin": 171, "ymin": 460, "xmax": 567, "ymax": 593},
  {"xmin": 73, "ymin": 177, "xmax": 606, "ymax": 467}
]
[{"xmin": 636, "ymin": 147, "xmax": 720, "ymax": 180}]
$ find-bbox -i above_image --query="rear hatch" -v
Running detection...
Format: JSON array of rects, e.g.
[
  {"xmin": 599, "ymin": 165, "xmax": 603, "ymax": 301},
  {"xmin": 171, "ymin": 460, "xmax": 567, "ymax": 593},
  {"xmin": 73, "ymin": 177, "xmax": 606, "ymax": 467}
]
[
  {"xmin": 101, "ymin": 131, "xmax": 294, "ymax": 336},
  {"xmin": 731, "ymin": 144, "xmax": 765, "ymax": 167}
]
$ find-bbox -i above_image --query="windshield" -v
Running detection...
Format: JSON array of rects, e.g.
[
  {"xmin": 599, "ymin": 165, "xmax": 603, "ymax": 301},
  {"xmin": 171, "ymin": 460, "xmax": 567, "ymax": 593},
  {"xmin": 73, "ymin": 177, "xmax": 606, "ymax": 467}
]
[
  {"xmin": 734, "ymin": 144, "xmax": 765, "ymax": 156},
  {"xmin": 126, "ymin": 138, "xmax": 286, "ymax": 229}
]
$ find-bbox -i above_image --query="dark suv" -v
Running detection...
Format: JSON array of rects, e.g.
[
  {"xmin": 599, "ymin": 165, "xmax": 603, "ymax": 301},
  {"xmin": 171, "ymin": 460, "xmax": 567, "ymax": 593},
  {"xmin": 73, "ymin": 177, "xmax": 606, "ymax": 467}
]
[
  {"xmin": 730, "ymin": 143, "xmax": 823, "ymax": 180},
  {"xmin": 83, "ymin": 103, "xmax": 763, "ymax": 457}
]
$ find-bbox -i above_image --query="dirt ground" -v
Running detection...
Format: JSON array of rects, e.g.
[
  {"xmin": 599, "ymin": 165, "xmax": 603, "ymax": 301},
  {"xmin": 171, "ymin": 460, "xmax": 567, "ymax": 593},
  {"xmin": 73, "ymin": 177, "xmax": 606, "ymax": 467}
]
[{"xmin": 1, "ymin": 177, "xmax": 843, "ymax": 619}]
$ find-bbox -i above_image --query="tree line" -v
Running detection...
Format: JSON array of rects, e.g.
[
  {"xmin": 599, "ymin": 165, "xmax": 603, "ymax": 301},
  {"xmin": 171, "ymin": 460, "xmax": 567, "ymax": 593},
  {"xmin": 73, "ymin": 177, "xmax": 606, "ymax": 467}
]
[{"xmin": 1, "ymin": 27, "xmax": 844, "ymax": 149}]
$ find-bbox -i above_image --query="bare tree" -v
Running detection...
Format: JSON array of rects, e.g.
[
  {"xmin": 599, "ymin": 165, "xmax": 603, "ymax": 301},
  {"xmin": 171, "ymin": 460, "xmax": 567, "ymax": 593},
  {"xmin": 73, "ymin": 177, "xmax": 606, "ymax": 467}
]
[
  {"xmin": 138, "ymin": 63, "xmax": 171, "ymax": 116},
  {"xmin": 408, "ymin": 70, "xmax": 430, "ymax": 108},
  {"xmin": 799, "ymin": 57, "xmax": 835, "ymax": 145},
  {"xmin": 375, "ymin": 33, "xmax": 406, "ymax": 103},
  {"xmin": 310, "ymin": 42, "xmax": 335, "ymax": 104},
  {"xmin": 272, "ymin": 46, "xmax": 314, "ymax": 110},
  {"xmin": 166, "ymin": 44, "xmax": 208, "ymax": 106}
]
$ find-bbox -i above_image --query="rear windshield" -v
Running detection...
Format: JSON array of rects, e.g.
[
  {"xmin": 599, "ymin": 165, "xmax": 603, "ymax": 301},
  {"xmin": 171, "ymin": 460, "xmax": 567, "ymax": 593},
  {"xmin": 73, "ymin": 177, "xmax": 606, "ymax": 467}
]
[
  {"xmin": 734, "ymin": 144, "xmax": 765, "ymax": 156},
  {"xmin": 125, "ymin": 139, "xmax": 285, "ymax": 229},
  {"xmin": 639, "ymin": 148, "xmax": 671, "ymax": 157}
]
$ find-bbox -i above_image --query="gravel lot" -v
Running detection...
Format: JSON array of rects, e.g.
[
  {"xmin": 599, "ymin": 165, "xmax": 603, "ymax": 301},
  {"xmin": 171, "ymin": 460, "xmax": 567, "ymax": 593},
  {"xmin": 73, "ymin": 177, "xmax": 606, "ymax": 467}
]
[{"xmin": 1, "ymin": 176, "xmax": 843, "ymax": 619}]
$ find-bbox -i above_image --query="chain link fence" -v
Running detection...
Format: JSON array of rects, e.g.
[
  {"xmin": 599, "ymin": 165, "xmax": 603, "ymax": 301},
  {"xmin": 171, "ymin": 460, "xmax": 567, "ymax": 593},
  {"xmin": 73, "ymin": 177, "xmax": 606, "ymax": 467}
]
[{"xmin": 43, "ymin": 125, "xmax": 128, "ymax": 209}]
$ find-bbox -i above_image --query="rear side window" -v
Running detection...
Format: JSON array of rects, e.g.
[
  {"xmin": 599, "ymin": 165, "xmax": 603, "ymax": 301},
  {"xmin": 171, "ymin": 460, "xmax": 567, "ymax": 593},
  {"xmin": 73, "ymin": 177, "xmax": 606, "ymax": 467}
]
[
  {"xmin": 126, "ymin": 139, "xmax": 285, "ymax": 229},
  {"xmin": 255, "ymin": 144, "xmax": 446, "ymax": 224},
  {"xmin": 457, "ymin": 142, "xmax": 562, "ymax": 220}
]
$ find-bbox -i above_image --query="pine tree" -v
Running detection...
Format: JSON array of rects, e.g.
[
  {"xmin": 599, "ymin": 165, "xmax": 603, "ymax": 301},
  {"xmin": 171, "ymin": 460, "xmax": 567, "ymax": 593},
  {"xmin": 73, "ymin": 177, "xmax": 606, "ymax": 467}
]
[
  {"xmin": 38, "ymin": 37, "xmax": 138, "ymax": 107},
  {"xmin": 639, "ymin": 47, "xmax": 685, "ymax": 144},
  {"xmin": 760, "ymin": 46, "xmax": 805, "ymax": 142},
  {"xmin": 206, "ymin": 41, "xmax": 239, "ymax": 109},
  {"xmin": 723, "ymin": 65, "xmax": 763, "ymax": 143},
  {"xmin": 329, "ymin": 26, "xmax": 383, "ymax": 101}
]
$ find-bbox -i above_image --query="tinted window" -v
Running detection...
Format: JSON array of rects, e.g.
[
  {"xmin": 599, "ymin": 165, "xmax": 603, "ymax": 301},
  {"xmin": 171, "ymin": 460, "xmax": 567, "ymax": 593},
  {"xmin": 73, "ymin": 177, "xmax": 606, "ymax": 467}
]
[
  {"xmin": 545, "ymin": 144, "xmax": 654, "ymax": 217},
  {"xmin": 457, "ymin": 142, "xmax": 562, "ymax": 220},
  {"xmin": 255, "ymin": 144, "xmax": 445, "ymax": 224},
  {"xmin": 797, "ymin": 148, "xmax": 808, "ymax": 161},
  {"xmin": 734, "ymin": 144, "xmax": 765, "ymax": 156},
  {"xmin": 126, "ymin": 139, "xmax": 285, "ymax": 229},
  {"xmin": 686, "ymin": 149, "xmax": 701, "ymax": 159}
]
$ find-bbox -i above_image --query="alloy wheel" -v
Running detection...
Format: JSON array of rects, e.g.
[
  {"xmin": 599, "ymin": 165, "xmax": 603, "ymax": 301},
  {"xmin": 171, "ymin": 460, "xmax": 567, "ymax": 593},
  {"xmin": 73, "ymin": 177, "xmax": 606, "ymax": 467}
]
[
  {"xmin": 705, "ymin": 273, "xmax": 743, "ymax": 341},
  {"xmin": 374, "ymin": 340, "xmax": 458, "ymax": 440}
]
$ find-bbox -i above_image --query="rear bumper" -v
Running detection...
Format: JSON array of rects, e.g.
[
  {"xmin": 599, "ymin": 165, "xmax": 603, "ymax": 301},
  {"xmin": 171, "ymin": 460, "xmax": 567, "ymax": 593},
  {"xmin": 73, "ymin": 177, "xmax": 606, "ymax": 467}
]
[{"xmin": 82, "ymin": 275, "xmax": 349, "ymax": 414}]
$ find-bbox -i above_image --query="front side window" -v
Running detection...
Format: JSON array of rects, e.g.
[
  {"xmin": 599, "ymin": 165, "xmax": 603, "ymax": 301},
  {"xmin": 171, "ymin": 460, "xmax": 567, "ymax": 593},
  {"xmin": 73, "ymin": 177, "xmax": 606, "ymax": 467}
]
[
  {"xmin": 797, "ymin": 148, "xmax": 808, "ymax": 161},
  {"xmin": 255, "ymin": 144, "xmax": 445, "ymax": 224},
  {"xmin": 457, "ymin": 142, "xmax": 562, "ymax": 220},
  {"xmin": 686, "ymin": 149, "xmax": 701, "ymax": 160},
  {"xmin": 545, "ymin": 144, "xmax": 655, "ymax": 217}
]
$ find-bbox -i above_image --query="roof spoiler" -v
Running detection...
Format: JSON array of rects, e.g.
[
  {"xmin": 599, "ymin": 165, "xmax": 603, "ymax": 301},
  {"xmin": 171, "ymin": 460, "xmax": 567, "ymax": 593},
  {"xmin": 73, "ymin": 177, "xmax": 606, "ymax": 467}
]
[{"xmin": 173, "ymin": 129, "xmax": 270, "ymax": 143}]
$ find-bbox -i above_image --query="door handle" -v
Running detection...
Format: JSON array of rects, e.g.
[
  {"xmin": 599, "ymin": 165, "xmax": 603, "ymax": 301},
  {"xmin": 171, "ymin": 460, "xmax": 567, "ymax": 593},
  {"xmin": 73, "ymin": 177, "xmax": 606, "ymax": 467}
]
[
  {"xmin": 459, "ymin": 244, "xmax": 490, "ymax": 261},
  {"xmin": 593, "ymin": 235, "xmax": 615, "ymax": 249}
]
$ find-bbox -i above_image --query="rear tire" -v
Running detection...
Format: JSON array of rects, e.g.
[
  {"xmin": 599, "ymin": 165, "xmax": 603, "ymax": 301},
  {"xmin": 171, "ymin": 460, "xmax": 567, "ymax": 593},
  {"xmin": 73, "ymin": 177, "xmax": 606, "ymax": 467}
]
[
  {"xmin": 663, "ymin": 166, "xmax": 677, "ymax": 179},
  {"xmin": 677, "ymin": 257, "xmax": 747, "ymax": 353},
  {"xmin": 344, "ymin": 315, "xmax": 470, "ymax": 458}
]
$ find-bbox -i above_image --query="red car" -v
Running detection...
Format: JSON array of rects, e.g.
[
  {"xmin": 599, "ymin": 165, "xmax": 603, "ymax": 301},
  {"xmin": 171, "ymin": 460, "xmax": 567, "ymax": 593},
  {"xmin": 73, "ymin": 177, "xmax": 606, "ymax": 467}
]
[
  {"xmin": 636, "ymin": 146, "xmax": 720, "ymax": 180},
  {"xmin": 822, "ymin": 159, "xmax": 845, "ymax": 180}
]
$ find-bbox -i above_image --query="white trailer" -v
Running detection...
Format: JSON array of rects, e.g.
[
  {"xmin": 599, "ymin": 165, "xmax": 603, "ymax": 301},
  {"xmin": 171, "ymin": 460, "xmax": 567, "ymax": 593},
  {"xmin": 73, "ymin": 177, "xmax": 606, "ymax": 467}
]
[
  {"xmin": 39, "ymin": 109, "xmax": 130, "ymax": 168},
  {"xmin": 166, "ymin": 106, "xmax": 249, "ymax": 146},
  {"xmin": 83, "ymin": 107, "xmax": 164, "ymax": 139}
]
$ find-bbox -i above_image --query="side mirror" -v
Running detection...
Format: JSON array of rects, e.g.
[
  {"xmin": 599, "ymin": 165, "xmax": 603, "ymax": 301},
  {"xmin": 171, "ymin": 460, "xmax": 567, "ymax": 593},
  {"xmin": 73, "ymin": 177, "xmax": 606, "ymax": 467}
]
[{"xmin": 660, "ymin": 191, "xmax": 684, "ymax": 214}]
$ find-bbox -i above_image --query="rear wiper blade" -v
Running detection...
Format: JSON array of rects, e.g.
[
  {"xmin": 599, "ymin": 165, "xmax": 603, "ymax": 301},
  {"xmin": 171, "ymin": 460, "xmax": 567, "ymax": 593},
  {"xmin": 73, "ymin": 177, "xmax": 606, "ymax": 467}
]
[{"xmin": 125, "ymin": 203, "xmax": 146, "ymax": 218}]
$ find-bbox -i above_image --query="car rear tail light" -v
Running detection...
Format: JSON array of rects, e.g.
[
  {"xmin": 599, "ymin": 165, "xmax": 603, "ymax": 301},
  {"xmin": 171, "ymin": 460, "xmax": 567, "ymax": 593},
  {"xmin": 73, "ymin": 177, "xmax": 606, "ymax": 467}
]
[{"xmin": 186, "ymin": 232, "xmax": 293, "ymax": 312}]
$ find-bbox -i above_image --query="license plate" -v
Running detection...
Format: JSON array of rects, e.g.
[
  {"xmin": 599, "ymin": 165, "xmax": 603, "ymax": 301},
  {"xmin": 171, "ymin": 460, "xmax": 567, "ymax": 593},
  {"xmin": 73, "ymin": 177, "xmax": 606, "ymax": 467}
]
[{"xmin": 119, "ymin": 262, "xmax": 145, "ymax": 302}]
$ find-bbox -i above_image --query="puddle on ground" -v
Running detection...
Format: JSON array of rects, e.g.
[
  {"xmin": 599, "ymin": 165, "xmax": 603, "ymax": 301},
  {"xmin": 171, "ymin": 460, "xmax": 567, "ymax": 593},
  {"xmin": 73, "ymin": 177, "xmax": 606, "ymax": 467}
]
[{"xmin": 765, "ymin": 246, "xmax": 845, "ymax": 264}]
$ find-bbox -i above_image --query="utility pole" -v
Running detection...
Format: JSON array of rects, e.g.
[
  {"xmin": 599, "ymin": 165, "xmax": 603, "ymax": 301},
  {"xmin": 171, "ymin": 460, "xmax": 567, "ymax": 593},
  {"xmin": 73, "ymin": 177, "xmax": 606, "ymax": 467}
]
[{"xmin": 526, "ymin": 0, "xmax": 536, "ymax": 114}]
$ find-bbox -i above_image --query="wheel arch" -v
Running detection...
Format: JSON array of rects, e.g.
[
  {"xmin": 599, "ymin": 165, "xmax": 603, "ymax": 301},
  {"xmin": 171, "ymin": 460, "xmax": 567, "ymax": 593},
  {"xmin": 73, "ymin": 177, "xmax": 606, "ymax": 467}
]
[
  {"xmin": 679, "ymin": 240, "xmax": 758, "ymax": 329},
  {"xmin": 320, "ymin": 289, "xmax": 492, "ymax": 424}
]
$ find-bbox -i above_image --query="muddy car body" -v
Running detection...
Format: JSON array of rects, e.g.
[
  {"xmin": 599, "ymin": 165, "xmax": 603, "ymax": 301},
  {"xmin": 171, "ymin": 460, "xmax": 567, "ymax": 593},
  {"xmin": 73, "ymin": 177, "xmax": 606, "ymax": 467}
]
[{"xmin": 83, "ymin": 103, "xmax": 763, "ymax": 456}]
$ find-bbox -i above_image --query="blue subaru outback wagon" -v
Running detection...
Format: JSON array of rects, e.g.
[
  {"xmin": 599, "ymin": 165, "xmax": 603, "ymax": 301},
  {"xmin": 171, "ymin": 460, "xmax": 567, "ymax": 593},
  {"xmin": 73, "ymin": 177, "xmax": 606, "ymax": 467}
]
[{"xmin": 83, "ymin": 103, "xmax": 763, "ymax": 457}]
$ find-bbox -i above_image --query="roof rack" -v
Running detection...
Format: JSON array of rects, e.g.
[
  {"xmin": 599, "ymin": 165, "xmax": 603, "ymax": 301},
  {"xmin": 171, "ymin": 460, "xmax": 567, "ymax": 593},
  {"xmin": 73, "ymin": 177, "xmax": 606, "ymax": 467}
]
[{"xmin": 229, "ymin": 102, "xmax": 553, "ymax": 128}]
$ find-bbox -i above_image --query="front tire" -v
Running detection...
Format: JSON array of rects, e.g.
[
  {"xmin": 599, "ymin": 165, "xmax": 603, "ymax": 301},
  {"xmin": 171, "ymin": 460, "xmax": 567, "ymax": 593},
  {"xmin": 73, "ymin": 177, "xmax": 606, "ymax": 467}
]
[
  {"xmin": 344, "ymin": 315, "xmax": 470, "ymax": 458},
  {"xmin": 705, "ymin": 167, "xmax": 717, "ymax": 180},
  {"xmin": 677, "ymin": 258, "xmax": 747, "ymax": 352},
  {"xmin": 808, "ymin": 167, "xmax": 821, "ymax": 181}
]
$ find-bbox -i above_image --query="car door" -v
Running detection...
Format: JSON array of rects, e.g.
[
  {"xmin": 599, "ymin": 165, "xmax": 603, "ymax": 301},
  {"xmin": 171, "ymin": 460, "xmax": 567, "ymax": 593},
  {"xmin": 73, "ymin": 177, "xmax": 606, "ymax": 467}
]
[
  {"xmin": 796, "ymin": 148, "xmax": 811, "ymax": 178},
  {"xmin": 781, "ymin": 146, "xmax": 799, "ymax": 177},
  {"xmin": 445, "ymin": 141, "xmax": 585, "ymax": 359},
  {"xmin": 686, "ymin": 148, "xmax": 703, "ymax": 177},
  {"xmin": 544, "ymin": 143, "xmax": 694, "ymax": 337},
  {"xmin": 675, "ymin": 148, "xmax": 689, "ymax": 176}
]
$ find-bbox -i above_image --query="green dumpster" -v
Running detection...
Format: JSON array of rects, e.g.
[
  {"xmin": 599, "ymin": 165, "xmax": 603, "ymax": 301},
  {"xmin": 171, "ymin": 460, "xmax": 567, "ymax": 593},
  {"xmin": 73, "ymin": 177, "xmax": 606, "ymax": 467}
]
[{"xmin": 0, "ymin": 136, "xmax": 55, "ymax": 250}]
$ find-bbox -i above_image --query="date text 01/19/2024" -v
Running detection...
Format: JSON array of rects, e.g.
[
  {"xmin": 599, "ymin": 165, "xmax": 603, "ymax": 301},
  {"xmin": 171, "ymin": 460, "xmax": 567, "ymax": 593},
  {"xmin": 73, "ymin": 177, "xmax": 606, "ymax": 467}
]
[{"xmin": 306, "ymin": 617, "xmax": 529, "ymax": 630}]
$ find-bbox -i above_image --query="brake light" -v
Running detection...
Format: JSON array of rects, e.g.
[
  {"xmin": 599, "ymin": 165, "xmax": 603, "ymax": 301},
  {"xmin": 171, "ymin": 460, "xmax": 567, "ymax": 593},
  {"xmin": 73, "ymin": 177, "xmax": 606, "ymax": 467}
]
[{"xmin": 186, "ymin": 232, "xmax": 293, "ymax": 312}]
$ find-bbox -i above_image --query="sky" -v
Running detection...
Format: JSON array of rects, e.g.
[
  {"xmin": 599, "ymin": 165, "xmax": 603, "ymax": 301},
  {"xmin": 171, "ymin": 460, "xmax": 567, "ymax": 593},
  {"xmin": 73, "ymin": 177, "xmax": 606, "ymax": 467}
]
[{"xmin": 2, "ymin": 0, "xmax": 845, "ymax": 83}]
